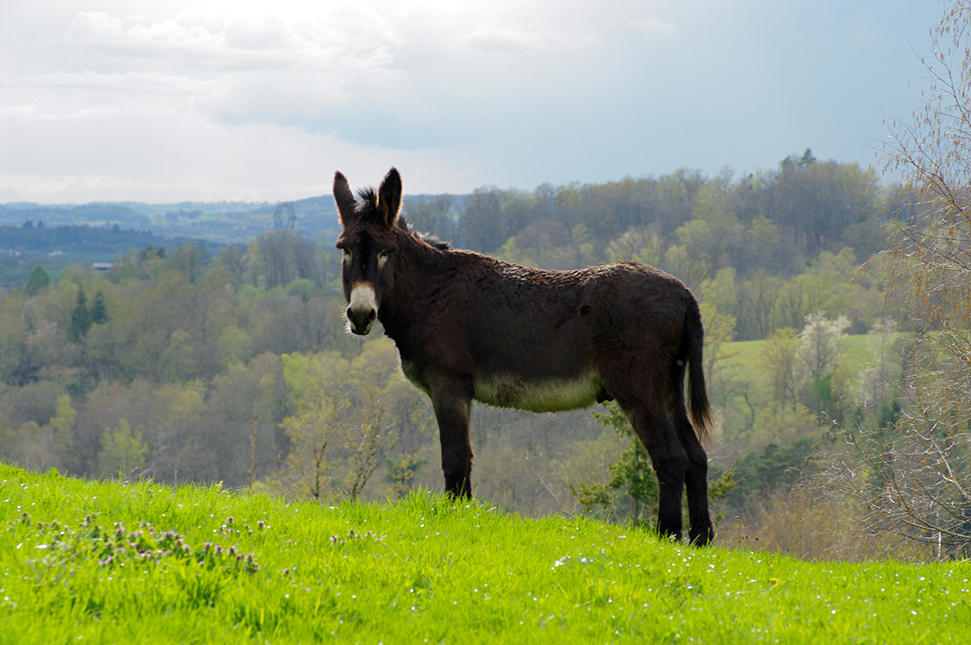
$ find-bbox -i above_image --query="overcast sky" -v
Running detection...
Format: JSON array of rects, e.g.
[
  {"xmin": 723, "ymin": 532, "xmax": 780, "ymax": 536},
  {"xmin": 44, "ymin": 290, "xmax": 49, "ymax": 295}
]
[{"xmin": 0, "ymin": 0, "xmax": 945, "ymax": 203}]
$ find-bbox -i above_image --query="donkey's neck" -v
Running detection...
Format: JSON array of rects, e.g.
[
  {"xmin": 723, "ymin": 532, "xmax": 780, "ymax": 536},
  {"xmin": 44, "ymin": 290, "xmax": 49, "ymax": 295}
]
[{"xmin": 377, "ymin": 232, "xmax": 454, "ymax": 342}]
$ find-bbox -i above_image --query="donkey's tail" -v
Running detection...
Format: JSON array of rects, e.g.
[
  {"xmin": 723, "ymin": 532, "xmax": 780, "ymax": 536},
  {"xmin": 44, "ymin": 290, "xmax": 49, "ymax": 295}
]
[{"xmin": 683, "ymin": 295, "xmax": 714, "ymax": 445}]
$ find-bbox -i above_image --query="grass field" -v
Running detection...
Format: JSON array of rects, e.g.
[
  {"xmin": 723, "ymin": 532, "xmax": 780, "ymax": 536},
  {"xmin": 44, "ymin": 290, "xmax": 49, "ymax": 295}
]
[
  {"xmin": 719, "ymin": 333, "xmax": 884, "ymax": 373},
  {"xmin": 2, "ymin": 463, "xmax": 969, "ymax": 643}
]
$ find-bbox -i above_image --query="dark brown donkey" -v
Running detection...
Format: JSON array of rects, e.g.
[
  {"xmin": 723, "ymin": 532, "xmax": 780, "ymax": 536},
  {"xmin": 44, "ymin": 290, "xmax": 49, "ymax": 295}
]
[{"xmin": 334, "ymin": 168, "xmax": 715, "ymax": 545}]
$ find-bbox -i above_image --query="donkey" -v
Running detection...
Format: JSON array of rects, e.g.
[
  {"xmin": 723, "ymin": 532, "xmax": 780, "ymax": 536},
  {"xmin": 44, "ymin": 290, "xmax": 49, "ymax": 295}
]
[{"xmin": 334, "ymin": 168, "xmax": 715, "ymax": 545}]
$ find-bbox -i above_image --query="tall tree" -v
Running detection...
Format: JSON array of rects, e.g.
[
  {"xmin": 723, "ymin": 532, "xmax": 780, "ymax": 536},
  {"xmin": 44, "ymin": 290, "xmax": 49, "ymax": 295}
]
[
  {"xmin": 67, "ymin": 286, "xmax": 91, "ymax": 342},
  {"xmin": 90, "ymin": 291, "xmax": 109, "ymax": 325},
  {"xmin": 460, "ymin": 187, "xmax": 503, "ymax": 253},
  {"xmin": 837, "ymin": 0, "xmax": 971, "ymax": 558},
  {"xmin": 23, "ymin": 266, "xmax": 50, "ymax": 296}
]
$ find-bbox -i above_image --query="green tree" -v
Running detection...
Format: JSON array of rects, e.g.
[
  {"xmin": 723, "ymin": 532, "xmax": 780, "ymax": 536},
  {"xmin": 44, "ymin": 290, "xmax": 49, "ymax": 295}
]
[
  {"xmin": 157, "ymin": 329, "xmax": 198, "ymax": 383},
  {"xmin": 742, "ymin": 215, "xmax": 783, "ymax": 274},
  {"xmin": 23, "ymin": 265, "xmax": 50, "ymax": 296},
  {"xmin": 606, "ymin": 226, "xmax": 665, "ymax": 266},
  {"xmin": 571, "ymin": 401, "xmax": 734, "ymax": 531},
  {"xmin": 169, "ymin": 242, "xmax": 210, "ymax": 284},
  {"xmin": 796, "ymin": 311, "xmax": 849, "ymax": 378},
  {"xmin": 758, "ymin": 328, "xmax": 800, "ymax": 412},
  {"xmin": 50, "ymin": 394, "xmax": 77, "ymax": 455},
  {"xmin": 0, "ymin": 303, "xmax": 28, "ymax": 383},
  {"xmin": 570, "ymin": 402, "xmax": 658, "ymax": 527},
  {"xmin": 460, "ymin": 187, "xmax": 503, "ymax": 253},
  {"xmin": 90, "ymin": 291, "xmax": 109, "ymax": 325},
  {"xmin": 67, "ymin": 286, "xmax": 92, "ymax": 342},
  {"xmin": 402, "ymin": 193, "xmax": 458, "ymax": 241},
  {"xmin": 385, "ymin": 454, "xmax": 427, "ymax": 498},
  {"xmin": 98, "ymin": 418, "xmax": 147, "ymax": 478},
  {"xmin": 279, "ymin": 340, "xmax": 402, "ymax": 501},
  {"xmin": 736, "ymin": 270, "xmax": 783, "ymax": 340},
  {"xmin": 663, "ymin": 184, "xmax": 742, "ymax": 292},
  {"xmin": 723, "ymin": 437, "xmax": 818, "ymax": 515},
  {"xmin": 213, "ymin": 245, "xmax": 248, "ymax": 286},
  {"xmin": 701, "ymin": 267, "xmax": 738, "ymax": 324},
  {"xmin": 770, "ymin": 154, "xmax": 881, "ymax": 256},
  {"xmin": 699, "ymin": 302, "xmax": 738, "ymax": 390},
  {"xmin": 852, "ymin": 317, "xmax": 900, "ymax": 414},
  {"xmin": 835, "ymin": 0, "xmax": 971, "ymax": 557},
  {"xmin": 217, "ymin": 325, "xmax": 253, "ymax": 370}
]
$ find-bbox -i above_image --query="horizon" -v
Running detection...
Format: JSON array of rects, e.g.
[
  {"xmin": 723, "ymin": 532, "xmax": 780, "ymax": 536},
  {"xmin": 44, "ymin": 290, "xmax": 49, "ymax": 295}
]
[{"xmin": 0, "ymin": 154, "xmax": 881, "ymax": 210}]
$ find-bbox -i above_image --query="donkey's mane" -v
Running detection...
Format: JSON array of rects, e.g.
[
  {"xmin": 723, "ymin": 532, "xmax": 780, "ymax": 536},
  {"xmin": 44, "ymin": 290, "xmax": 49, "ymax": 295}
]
[
  {"xmin": 401, "ymin": 218, "xmax": 451, "ymax": 250},
  {"xmin": 354, "ymin": 187, "xmax": 380, "ymax": 218},
  {"xmin": 354, "ymin": 186, "xmax": 450, "ymax": 250}
]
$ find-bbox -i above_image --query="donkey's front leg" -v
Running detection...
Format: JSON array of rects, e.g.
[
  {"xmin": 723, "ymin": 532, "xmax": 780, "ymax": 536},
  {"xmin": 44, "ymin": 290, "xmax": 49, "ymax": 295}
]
[{"xmin": 430, "ymin": 379, "xmax": 474, "ymax": 499}]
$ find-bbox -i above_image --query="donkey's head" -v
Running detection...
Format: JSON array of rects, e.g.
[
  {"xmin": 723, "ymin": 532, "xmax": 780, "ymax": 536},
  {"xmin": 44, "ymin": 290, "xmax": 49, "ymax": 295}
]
[{"xmin": 333, "ymin": 168, "xmax": 403, "ymax": 335}]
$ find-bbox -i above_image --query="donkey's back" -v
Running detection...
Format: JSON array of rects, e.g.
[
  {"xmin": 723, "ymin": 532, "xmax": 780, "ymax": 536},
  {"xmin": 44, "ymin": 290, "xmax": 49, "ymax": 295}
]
[{"xmin": 437, "ymin": 256, "xmax": 694, "ymax": 413}]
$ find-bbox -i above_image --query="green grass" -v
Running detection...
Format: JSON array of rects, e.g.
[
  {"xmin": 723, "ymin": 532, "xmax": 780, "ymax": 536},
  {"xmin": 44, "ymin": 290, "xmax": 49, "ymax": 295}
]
[
  {"xmin": 720, "ymin": 333, "xmax": 883, "ymax": 372},
  {"xmin": 2, "ymin": 463, "xmax": 970, "ymax": 644}
]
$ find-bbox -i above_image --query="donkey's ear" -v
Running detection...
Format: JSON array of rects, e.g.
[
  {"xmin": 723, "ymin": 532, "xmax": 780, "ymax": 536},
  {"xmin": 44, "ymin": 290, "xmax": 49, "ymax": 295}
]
[
  {"xmin": 333, "ymin": 171, "xmax": 357, "ymax": 226},
  {"xmin": 377, "ymin": 167, "xmax": 402, "ymax": 228}
]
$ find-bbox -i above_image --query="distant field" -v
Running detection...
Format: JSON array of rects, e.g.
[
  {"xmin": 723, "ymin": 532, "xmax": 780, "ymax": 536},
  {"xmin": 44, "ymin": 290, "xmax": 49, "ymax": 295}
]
[
  {"xmin": 0, "ymin": 251, "xmax": 119, "ymax": 286},
  {"xmin": 2, "ymin": 463, "xmax": 968, "ymax": 643},
  {"xmin": 719, "ymin": 333, "xmax": 901, "ymax": 382}
]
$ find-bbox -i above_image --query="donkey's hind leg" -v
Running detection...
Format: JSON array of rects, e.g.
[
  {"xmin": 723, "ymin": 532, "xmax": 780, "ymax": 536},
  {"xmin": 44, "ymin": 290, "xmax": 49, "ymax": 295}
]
[
  {"xmin": 430, "ymin": 379, "xmax": 474, "ymax": 499},
  {"xmin": 624, "ymin": 402, "xmax": 688, "ymax": 542},
  {"xmin": 667, "ymin": 366, "xmax": 715, "ymax": 546},
  {"xmin": 673, "ymin": 408, "xmax": 714, "ymax": 545}
]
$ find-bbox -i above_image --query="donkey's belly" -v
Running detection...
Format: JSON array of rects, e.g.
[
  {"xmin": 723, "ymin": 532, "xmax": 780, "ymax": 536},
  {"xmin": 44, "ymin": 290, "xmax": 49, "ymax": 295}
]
[{"xmin": 473, "ymin": 372, "xmax": 603, "ymax": 413}]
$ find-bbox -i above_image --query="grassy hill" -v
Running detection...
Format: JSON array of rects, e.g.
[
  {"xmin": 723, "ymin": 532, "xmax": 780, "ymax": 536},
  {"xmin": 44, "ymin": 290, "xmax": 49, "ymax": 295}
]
[
  {"xmin": 1, "ymin": 463, "xmax": 968, "ymax": 643},
  {"xmin": 720, "ymin": 333, "xmax": 881, "ymax": 373}
]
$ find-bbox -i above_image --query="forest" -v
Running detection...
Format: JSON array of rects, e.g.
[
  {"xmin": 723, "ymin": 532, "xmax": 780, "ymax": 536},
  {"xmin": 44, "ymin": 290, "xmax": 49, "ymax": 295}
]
[{"xmin": 0, "ymin": 148, "xmax": 958, "ymax": 559}]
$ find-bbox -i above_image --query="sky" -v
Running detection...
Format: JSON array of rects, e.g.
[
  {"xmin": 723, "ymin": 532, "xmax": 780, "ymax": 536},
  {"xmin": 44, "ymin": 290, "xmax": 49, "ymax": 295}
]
[{"xmin": 0, "ymin": 0, "xmax": 947, "ymax": 204}]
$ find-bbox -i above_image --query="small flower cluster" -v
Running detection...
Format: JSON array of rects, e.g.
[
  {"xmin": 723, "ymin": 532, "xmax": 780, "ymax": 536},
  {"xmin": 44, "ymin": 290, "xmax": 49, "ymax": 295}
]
[
  {"xmin": 93, "ymin": 519, "xmax": 196, "ymax": 568},
  {"xmin": 16, "ymin": 514, "xmax": 260, "ymax": 575},
  {"xmin": 218, "ymin": 516, "xmax": 268, "ymax": 539},
  {"xmin": 328, "ymin": 529, "xmax": 384, "ymax": 546},
  {"xmin": 197, "ymin": 541, "xmax": 260, "ymax": 574}
]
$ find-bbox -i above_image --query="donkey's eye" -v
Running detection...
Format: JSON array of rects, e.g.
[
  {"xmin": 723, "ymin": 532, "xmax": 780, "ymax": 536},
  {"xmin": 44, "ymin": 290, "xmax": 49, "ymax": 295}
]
[
  {"xmin": 342, "ymin": 248, "xmax": 352, "ymax": 261},
  {"xmin": 377, "ymin": 249, "xmax": 391, "ymax": 267}
]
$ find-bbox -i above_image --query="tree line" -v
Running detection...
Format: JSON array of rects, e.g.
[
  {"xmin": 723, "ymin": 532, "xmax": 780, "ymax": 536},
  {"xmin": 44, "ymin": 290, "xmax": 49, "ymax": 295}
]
[
  {"xmin": 0, "ymin": 222, "xmax": 163, "ymax": 251},
  {"xmin": 407, "ymin": 150, "xmax": 885, "ymax": 273}
]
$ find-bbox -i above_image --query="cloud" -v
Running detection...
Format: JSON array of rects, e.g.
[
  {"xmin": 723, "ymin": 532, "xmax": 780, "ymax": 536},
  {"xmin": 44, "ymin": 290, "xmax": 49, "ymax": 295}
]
[
  {"xmin": 0, "ymin": 100, "xmax": 484, "ymax": 203},
  {"xmin": 28, "ymin": 70, "xmax": 209, "ymax": 95},
  {"xmin": 628, "ymin": 15, "xmax": 675, "ymax": 35},
  {"xmin": 467, "ymin": 26, "xmax": 598, "ymax": 54},
  {"xmin": 62, "ymin": 10, "xmax": 299, "ymax": 68},
  {"xmin": 0, "ymin": 0, "xmax": 943, "ymax": 203},
  {"xmin": 42, "ymin": 1, "xmax": 672, "ymax": 148}
]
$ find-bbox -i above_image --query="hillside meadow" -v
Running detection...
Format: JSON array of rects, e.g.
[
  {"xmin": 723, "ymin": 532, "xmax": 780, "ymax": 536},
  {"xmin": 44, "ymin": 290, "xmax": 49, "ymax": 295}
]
[
  {"xmin": 719, "ymin": 333, "xmax": 878, "ymax": 375},
  {"xmin": 1, "ymin": 463, "xmax": 969, "ymax": 644}
]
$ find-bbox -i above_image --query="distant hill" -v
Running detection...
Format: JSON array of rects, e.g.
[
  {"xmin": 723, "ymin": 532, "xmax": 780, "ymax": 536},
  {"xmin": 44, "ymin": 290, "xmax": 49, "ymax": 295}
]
[
  {"xmin": 0, "ymin": 194, "xmax": 342, "ymax": 245},
  {"xmin": 0, "ymin": 191, "xmax": 468, "ymax": 286},
  {"xmin": 0, "ymin": 203, "xmax": 153, "ymax": 230},
  {"xmin": 0, "ymin": 222, "xmax": 162, "ymax": 252},
  {"xmin": 0, "ymin": 221, "xmax": 202, "ymax": 286},
  {"xmin": 0, "ymin": 192, "xmax": 462, "ymax": 247}
]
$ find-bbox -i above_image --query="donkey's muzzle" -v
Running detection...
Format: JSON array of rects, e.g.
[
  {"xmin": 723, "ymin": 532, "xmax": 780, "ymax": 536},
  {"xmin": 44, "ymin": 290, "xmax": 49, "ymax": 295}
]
[
  {"xmin": 347, "ymin": 283, "xmax": 378, "ymax": 335},
  {"xmin": 347, "ymin": 306, "xmax": 376, "ymax": 335}
]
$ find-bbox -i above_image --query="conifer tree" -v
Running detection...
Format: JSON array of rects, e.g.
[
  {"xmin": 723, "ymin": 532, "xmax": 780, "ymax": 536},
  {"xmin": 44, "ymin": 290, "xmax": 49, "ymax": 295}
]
[
  {"xmin": 68, "ymin": 286, "xmax": 92, "ymax": 342},
  {"xmin": 90, "ymin": 291, "xmax": 109, "ymax": 325},
  {"xmin": 23, "ymin": 265, "xmax": 50, "ymax": 296}
]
